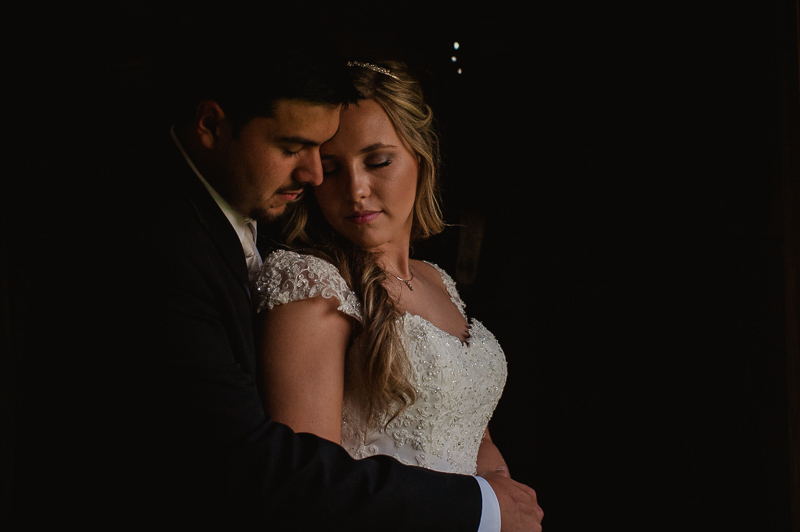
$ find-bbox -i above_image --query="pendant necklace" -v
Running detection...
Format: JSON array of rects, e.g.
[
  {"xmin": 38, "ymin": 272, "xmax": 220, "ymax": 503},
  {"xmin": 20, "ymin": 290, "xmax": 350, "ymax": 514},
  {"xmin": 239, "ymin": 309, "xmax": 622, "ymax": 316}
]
[{"xmin": 389, "ymin": 267, "xmax": 414, "ymax": 291}]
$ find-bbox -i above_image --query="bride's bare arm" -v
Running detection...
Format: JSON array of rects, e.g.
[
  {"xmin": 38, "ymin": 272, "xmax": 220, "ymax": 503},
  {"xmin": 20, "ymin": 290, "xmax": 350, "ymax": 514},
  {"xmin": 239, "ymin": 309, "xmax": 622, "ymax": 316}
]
[
  {"xmin": 476, "ymin": 428, "xmax": 510, "ymax": 478},
  {"xmin": 256, "ymin": 296, "xmax": 353, "ymax": 443}
]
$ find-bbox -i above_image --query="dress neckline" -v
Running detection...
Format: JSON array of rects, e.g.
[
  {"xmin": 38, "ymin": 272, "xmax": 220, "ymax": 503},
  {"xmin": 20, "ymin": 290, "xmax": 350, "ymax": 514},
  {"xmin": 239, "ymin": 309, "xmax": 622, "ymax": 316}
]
[
  {"xmin": 399, "ymin": 261, "xmax": 472, "ymax": 345},
  {"xmin": 401, "ymin": 310, "xmax": 474, "ymax": 347}
]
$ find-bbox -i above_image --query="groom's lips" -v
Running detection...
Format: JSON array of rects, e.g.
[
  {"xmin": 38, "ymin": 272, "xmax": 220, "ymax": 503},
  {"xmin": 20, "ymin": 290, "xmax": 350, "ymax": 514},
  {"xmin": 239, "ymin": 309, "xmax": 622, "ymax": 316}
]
[{"xmin": 276, "ymin": 190, "xmax": 302, "ymax": 202}]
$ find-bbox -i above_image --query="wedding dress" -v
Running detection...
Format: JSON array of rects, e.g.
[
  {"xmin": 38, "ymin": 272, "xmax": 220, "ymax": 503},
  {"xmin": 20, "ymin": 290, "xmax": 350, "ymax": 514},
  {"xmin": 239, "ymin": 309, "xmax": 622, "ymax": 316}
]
[{"xmin": 254, "ymin": 249, "xmax": 507, "ymax": 475}]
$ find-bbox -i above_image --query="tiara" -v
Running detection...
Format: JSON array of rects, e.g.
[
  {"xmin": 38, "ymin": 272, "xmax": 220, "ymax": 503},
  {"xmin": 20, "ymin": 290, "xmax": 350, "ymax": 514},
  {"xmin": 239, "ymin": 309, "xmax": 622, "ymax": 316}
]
[{"xmin": 347, "ymin": 61, "xmax": 400, "ymax": 80}]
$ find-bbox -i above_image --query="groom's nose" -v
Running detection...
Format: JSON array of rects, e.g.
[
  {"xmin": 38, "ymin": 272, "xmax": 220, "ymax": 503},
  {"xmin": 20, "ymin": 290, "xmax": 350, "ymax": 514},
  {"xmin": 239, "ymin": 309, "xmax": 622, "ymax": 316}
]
[{"xmin": 293, "ymin": 151, "xmax": 324, "ymax": 187}]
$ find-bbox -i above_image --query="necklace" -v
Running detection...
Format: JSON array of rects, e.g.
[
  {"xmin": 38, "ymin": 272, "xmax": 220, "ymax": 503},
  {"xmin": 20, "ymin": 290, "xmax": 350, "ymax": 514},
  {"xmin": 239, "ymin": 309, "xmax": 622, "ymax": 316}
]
[{"xmin": 389, "ymin": 267, "xmax": 414, "ymax": 291}]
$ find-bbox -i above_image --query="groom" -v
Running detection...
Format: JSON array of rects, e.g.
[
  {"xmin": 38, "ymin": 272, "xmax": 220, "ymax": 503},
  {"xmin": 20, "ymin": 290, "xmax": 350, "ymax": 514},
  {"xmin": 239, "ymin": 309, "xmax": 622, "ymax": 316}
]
[{"xmin": 11, "ymin": 7, "xmax": 542, "ymax": 532}]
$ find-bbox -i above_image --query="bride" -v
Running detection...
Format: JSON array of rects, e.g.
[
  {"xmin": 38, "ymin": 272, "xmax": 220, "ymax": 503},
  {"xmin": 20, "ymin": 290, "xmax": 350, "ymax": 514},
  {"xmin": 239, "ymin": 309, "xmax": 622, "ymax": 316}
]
[{"xmin": 253, "ymin": 60, "xmax": 510, "ymax": 478}]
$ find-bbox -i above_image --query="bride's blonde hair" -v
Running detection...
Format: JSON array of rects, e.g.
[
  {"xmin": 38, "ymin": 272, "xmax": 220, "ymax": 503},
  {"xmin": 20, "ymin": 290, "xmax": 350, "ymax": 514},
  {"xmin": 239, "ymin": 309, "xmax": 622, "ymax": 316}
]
[{"xmin": 280, "ymin": 60, "xmax": 445, "ymax": 428}]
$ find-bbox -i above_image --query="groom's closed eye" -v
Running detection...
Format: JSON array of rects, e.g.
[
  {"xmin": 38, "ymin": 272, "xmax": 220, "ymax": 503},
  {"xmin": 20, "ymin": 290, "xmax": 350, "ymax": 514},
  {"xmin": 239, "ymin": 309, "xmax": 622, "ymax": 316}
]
[{"xmin": 278, "ymin": 135, "xmax": 325, "ymax": 156}]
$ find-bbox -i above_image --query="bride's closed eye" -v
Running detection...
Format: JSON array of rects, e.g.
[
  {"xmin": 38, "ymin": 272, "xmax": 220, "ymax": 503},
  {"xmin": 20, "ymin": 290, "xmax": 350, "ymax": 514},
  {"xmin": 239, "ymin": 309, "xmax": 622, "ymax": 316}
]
[
  {"xmin": 365, "ymin": 156, "xmax": 392, "ymax": 169},
  {"xmin": 321, "ymin": 157, "xmax": 392, "ymax": 177}
]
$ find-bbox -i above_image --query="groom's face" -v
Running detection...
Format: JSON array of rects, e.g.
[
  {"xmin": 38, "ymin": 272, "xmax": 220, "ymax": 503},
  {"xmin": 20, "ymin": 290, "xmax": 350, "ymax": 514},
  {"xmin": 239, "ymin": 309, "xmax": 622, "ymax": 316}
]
[{"xmin": 212, "ymin": 99, "xmax": 341, "ymax": 222}]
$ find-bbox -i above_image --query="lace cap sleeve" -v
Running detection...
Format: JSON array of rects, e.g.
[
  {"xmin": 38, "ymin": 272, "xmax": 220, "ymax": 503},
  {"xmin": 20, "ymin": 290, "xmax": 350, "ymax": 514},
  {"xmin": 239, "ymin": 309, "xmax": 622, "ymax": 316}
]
[{"xmin": 253, "ymin": 249, "xmax": 362, "ymax": 321}]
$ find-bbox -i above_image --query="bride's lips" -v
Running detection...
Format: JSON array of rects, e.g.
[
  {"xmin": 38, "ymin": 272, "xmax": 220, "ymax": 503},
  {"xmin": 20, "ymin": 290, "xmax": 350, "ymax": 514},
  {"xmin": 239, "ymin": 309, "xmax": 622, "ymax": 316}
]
[{"xmin": 346, "ymin": 210, "xmax": 381, "ymax": 224}]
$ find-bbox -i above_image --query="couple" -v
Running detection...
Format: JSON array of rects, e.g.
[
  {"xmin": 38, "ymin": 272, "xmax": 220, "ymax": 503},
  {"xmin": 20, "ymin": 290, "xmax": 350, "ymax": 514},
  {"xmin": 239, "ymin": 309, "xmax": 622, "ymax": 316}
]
[{"xmin": 104, "ymin": 25, "xmax": 543, "ymax": 532}]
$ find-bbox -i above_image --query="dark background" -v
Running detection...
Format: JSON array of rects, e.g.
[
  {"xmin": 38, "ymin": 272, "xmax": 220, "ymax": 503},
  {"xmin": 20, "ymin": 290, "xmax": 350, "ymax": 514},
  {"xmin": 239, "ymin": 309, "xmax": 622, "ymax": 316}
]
[{"xmin": 4, "ymin": 1, "xmax": 798, "ymax": 530}]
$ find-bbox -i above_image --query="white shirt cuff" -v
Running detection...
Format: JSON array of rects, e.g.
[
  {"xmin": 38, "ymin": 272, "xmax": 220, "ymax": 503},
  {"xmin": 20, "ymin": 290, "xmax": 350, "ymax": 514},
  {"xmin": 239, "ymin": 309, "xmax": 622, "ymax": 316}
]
[{"xmin": 474, "ymin": 475, "xmax": 501, "ymax": 532}]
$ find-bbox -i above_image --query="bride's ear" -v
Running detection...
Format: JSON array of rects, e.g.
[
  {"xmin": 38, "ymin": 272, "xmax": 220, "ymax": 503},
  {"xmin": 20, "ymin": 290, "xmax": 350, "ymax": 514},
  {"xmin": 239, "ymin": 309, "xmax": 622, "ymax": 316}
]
[{"xmin": 194, "ymin": 101, "xmax": 227, "ymax": 149}]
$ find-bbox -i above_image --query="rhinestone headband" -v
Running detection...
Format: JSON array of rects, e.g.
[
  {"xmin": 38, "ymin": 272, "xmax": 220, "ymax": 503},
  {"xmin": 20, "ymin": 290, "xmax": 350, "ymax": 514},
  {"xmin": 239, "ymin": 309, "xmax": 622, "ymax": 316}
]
[{"xmin": 346, "ymin": 61, "xmax": 400, "ymax": 80}]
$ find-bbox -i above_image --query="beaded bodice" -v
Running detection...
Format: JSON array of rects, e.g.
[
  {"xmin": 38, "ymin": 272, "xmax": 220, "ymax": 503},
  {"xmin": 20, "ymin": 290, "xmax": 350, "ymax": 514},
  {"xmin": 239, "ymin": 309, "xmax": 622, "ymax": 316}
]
[{"xmin": 254, "ymin": 249, "xmax": 507, "ymax": 475}]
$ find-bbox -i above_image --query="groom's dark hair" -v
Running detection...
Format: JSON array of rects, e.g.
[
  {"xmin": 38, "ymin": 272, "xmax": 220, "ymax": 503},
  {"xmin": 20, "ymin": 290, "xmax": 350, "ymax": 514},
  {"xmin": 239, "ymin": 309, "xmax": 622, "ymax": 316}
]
[{"xmin": 165, "ymin": 2, "xmax": 358, "ymax": 133}]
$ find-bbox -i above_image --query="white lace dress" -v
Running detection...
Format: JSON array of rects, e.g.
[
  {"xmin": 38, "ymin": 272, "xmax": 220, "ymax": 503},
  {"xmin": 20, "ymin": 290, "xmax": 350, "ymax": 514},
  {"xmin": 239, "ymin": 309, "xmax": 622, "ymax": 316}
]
[{"xmin": 254, "ymin": 249, "xmax": 508, "ymax": 475}]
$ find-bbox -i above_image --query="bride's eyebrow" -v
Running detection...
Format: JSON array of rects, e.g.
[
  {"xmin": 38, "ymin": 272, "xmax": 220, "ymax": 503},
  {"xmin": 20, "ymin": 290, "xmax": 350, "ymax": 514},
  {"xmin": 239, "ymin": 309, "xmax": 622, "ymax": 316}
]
[
  {"xmin": 321, "ymin": 143, "xmax": 397, "ymax": 160},
  {"xmin": 359, "ymin": 143, "xmax": 396, "ymax": 153}
]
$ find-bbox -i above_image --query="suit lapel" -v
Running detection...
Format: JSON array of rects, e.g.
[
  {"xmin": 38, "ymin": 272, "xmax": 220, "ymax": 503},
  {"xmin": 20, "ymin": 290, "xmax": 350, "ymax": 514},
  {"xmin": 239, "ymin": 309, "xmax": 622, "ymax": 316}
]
[{"xmin": 170, "ymin": 147, "xmax": 252, "ymax": 300}]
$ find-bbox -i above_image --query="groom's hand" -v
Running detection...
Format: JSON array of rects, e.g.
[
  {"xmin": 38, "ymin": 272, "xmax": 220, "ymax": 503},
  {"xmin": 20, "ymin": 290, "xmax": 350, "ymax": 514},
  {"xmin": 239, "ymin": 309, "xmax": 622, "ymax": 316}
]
[{"xmin": 481, "ymin": 470, "xmax": 544, "ymax": 532}]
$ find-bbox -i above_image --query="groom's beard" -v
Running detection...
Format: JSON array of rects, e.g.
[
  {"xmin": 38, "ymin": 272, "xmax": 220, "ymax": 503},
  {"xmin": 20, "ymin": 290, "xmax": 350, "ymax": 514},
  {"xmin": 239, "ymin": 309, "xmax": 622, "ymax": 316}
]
[{"xmin": 251, "ymin": 185, "xmax": 308, "ymax": 223}]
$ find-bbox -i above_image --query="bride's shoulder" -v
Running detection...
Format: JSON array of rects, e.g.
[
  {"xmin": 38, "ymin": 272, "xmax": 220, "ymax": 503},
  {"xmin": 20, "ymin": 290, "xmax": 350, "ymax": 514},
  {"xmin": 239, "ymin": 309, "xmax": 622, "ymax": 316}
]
[
  {"xmin": 263, "ymin": 248, "xmax": 332, "ymax": 269},
  {"xmin": 255, "ymin": 249, "xmax": 361, "ymax": 318},
  {"xmin": 258, "ymin": 249, "xmax": 344, "ymax": 286}
]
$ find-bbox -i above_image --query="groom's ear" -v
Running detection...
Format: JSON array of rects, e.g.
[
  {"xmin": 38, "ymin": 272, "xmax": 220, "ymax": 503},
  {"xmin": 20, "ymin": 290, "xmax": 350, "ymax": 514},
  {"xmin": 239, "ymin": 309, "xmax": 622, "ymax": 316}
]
[{"xmin": 194, "ymin": 101, "xmax": 227, "ymax": 149}]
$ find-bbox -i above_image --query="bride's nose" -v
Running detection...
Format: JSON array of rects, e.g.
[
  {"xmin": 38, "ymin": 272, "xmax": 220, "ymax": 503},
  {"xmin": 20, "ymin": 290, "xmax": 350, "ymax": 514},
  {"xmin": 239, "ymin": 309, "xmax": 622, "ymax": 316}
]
[{"xmin": 343, "ymin": 165, "xmax": 369, "ymax": 201}]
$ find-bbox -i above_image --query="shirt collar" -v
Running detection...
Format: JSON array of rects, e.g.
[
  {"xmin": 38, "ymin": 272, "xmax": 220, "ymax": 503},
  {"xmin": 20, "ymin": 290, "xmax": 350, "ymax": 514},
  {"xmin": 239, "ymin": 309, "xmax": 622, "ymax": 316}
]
[{"xmin": 170, "ymin": 126, "xmax": 252, "ymax": 244}]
